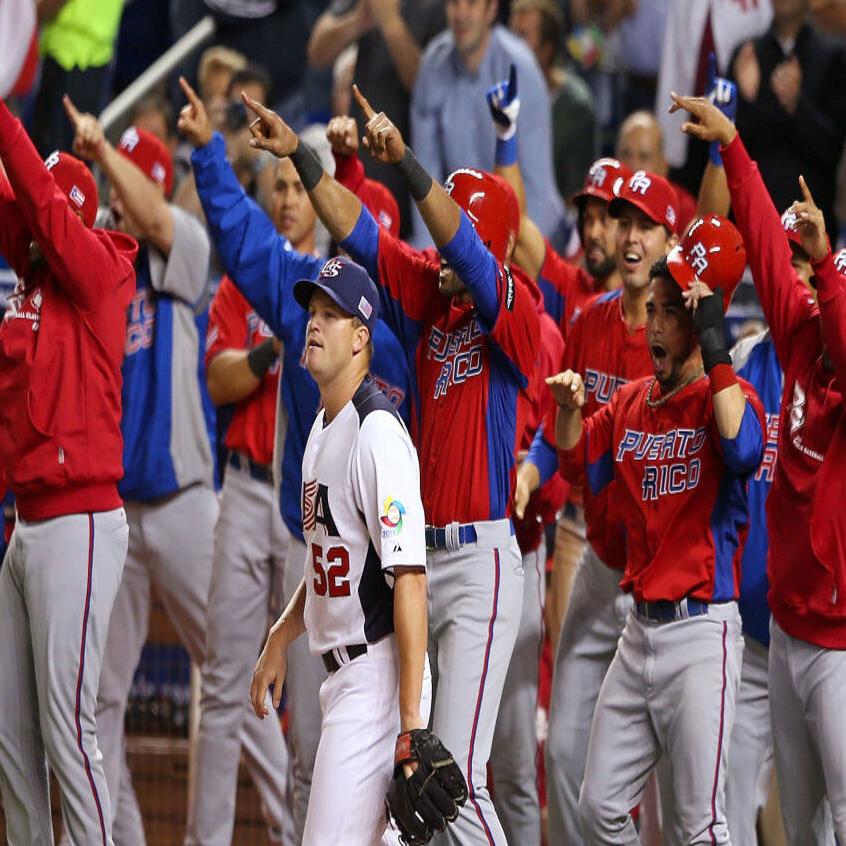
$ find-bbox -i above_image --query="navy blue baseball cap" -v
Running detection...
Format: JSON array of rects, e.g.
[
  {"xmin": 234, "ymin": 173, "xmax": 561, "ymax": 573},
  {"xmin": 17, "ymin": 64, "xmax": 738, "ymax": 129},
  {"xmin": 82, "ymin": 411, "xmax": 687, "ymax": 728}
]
[{"xmin": 294, "ymin": 256, "xmax": 380, "ymax": 334}]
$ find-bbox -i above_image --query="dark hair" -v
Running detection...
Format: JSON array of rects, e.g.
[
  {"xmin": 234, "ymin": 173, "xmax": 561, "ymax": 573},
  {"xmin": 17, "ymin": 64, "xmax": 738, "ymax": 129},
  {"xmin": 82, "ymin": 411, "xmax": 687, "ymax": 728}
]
[
  {"xmin": 227, "ymin": 62, "xmax": 273, "ymax": 103},
  {"xmin": 511, "ymin": 0, "xmax": 562, "ymax": 53},
  {"xmin": 649, "ymin": 255, "xmax": 672, "ymax": 283}
]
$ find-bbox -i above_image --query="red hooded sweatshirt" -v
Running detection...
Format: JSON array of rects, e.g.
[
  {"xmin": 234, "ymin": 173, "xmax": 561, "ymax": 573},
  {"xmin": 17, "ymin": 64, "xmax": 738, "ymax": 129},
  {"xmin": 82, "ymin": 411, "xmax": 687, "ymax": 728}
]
[
  {"xmin": 0, "ymin": 101, "xmax": 137, "ymax": 520},
  {"xmin": 723, "ymin": 134, "xmax": 846, "ymax": 648}
]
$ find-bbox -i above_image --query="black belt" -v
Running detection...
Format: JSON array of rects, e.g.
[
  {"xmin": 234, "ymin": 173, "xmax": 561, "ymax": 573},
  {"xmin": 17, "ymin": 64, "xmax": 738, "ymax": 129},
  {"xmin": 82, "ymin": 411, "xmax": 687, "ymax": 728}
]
[
  {"xmin": 635, "ymin": 597, "xmax": 711, "ymax": 623},
  {"xmin": 228, "ymin": 451, "xmax": 273, "ymax": 485},
  {"xmin": 322, "ymin": 643, "xmax": 368, "ymax": 673}
]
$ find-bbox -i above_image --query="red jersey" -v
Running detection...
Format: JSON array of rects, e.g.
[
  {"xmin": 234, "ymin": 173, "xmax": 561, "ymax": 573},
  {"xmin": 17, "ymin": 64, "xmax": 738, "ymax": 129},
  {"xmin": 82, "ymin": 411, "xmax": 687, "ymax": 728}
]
[
  {"xmin": 0, "ymin": 102, "xmax": 137, "ymax": 520},
  {"xmin": 205, "ymin": 275, "xmax": 279, "ymax": 466},
  {"xmin": 341, "ymin": 209, "xmax": 539, "ymax": 526},
  {"xmin": 541, "ymin": 289, "xmax": 653, "ymax": 570},
  {"xmin": 560, "ymin": 374, "xmax": 765, "ymax": 602},
  {"xmin": 514, "ymin": 275, "xmax": 567, "ymax": 553},
  {"xmin": 724, "ymin": 135, "xmax": 846, "ymax": 647},
  {"xmin": 536, "ymin": 238, "xmax": 602, "ymax": 337}
]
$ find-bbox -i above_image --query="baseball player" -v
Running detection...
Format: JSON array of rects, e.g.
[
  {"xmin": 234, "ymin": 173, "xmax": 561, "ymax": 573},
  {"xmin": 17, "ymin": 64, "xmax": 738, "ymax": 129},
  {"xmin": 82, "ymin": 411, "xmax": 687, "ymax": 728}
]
[
  {"xmin": 63, "ymin": 102, "xmax": 292, "ymax": 843},
  {"xmin": 518, "ymin": 166, "xmax": 679, "ymax": 845},
  {"xmin": 189, "ymin": 271, "xmax": 292, "ymax": 845},
  {"xmin": 177, "ymin": 76, "xmax": 411, "ymax": 843},
  {"xmin": 672, "ymin": 91, "xmax": 846, "ymax": 843},
  {"xmin": 551, "ymin": 234, "xmax": 764, "ymax": 843},
  {"xmin": 238, "ymin": 83, "xmax": 539, "ymax": 845},
  {"xmin": 248, "ymin": 254, "xmax": 446, "ymax": 844},
  {"xmin": 0, "ymin": 99, "xmax": 136, "ymax": 844}
]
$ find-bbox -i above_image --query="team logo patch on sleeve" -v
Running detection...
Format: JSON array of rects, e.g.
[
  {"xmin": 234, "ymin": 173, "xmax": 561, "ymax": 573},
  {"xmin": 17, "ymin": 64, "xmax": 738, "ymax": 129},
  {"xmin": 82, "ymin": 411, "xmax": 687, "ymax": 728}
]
[{"xmin": 380, "ymin": 498, "xmax": 406, "ymax": 537}]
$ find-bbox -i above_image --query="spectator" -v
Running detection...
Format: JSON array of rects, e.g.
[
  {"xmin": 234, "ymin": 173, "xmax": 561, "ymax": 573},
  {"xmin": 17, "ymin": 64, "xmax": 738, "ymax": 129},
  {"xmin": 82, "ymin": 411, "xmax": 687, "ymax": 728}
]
[
  {"xmin": 410, "ymin": 0, "xmax": 563, "ymax": 245},
  {"xmin": 508, "ymin": 0, "xmax": 598, "ymax": 202},
  {"xmin": 616, "ymin": 110, "xmax": 697, "ymax": 231},
  {"xmin": 31, "ymin": 0, "xmax": 125, "ymax": 155},
  {"xmin": 655, "ymin": 0, "xmax": 771, "ymax": 183},
  {"xmin": 308, "ymin": 0, "xmax": 445, "ymax": 238},
  {"xmin": 730, "ymin": 0, "xmax": 846, "ymax": 240},
  {"xmin": 197, "ymin": 45, "xmax": 247, "ymax": 134}
]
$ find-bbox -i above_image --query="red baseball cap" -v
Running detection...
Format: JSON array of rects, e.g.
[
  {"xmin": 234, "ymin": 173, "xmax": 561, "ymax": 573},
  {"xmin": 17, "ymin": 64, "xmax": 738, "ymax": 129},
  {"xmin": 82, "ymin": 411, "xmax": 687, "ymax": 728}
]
[
  {"xmin": 43, "ymin": 150, "xmax": 98, "ymax": 228},
  {"xmin": 362, "ymin": 180, "xmax": 400, "ymax": 238},
  {"xmin": 609, "ymin": 169, "xmax": 679, "ymax": 234},
  {"xmin": 572, "ymin": 157, "xmax": 632, "ymax": 206},
  {"xmin": 666, "ymin": 215, "xmax": 747, "ymax": 310},
  {"xmin": 117, "ymin": 126, "xmax": 174, "ymax": 196}
]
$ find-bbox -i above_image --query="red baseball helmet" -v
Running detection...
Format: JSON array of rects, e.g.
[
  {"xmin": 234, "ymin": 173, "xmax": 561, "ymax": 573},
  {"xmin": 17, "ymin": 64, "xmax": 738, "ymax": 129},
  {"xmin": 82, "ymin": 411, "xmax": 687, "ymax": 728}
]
[
  {"xmin": 444, "ymin": 168, "xmax": 519, "ymax": 264},
  {"xmin": 667, "ymin": 215, "xmax": 747, "ymax": 309},
  {"xmin": 117, "ymin": 126, "xmax": 174, "ymax": 196},
  {"xmin": 609, "ymin": 169, "xmax": 679, "ymax": 234},
  {"xmin": 780, "ymin": 206, "xmax": 804, "ymax": 249},
  {"xmin": 44, "ymin": 150, "xmax": 98, "ymax": 228},
  {"xmin": 572, "ymin": 157, "xmax": 632, "ymax": 206}
]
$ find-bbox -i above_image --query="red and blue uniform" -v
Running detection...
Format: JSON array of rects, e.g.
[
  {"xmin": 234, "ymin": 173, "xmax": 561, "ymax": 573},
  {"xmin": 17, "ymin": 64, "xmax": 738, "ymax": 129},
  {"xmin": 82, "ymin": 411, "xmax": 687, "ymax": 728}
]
[
  {"xmin": 206, "ymin": 275, "xmax": 280, "ymax": 467},
  {"xmin": 560, "ymin": 375, "xmax": 765, "ymax": 602},
  {"xmin": 537, "ymin": 239, "xmax": 601, "ymax": 337},
  {"xmin": 528, "ymin": 288, "xmax": 653, "ymax": 570},
  {"xmin": 341, "ymin": 206, "xmax": 539, "ymax": 526}
]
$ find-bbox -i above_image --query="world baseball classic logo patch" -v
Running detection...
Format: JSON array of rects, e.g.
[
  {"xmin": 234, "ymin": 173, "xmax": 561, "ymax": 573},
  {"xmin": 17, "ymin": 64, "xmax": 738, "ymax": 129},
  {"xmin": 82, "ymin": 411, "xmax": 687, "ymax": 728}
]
[{"xmin": 380, "ymin": 498, "xmax": 406, "ymax": 538}]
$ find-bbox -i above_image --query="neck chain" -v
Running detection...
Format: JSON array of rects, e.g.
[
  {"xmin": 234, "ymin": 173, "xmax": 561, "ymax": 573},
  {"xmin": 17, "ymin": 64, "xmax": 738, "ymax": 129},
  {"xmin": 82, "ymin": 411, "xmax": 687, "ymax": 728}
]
[{"xmin": 645, "ymin": 366, "xmax": 704, "ymax": 409}]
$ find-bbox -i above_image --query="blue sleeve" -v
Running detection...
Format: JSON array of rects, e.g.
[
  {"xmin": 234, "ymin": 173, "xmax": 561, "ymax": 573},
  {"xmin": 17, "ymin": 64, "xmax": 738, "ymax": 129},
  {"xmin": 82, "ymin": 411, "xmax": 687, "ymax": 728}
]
[
  {"xmin": 339, "ymin": 205, "xmax": 379, "ymax": 281},
  {"xmin": 526, "ymin": 423, "xmax": 558, "ymax": 487},
  {"xmin": 439, "ymin": 212, "xmax": 500, "ymax": 329},
  {"xmin": 191, "ymin": 133, "xmax": 321, "ymax": 341},
  {"xmin": 719, "ymin": 402, "xmax": 764, "ymax": 475}
]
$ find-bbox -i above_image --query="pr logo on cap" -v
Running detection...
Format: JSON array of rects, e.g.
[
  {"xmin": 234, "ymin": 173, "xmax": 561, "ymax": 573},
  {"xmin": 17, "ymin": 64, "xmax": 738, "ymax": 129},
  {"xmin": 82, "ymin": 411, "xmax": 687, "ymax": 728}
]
[
  {"xmin": 44, "ymin": 151, "xmax": 61, "ymax": 171},
  {"xmin": 835, "ymin": 249, "xmax": 846, "ymax": 275},
  {"xmin": 629, "ymin": 171, "xmax": 652, "ymax": 196},
  {"xmin": 120, "ymin": 127, "xmax": 141, "ymax": 153}
]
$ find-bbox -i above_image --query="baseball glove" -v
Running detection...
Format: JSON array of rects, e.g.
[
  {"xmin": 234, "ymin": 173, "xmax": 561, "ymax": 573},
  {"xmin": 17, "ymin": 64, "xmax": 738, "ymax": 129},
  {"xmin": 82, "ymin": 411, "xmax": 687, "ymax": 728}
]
[{"xmin": 385, "ymin": 729, "xmax": 468, "ymax": 846}]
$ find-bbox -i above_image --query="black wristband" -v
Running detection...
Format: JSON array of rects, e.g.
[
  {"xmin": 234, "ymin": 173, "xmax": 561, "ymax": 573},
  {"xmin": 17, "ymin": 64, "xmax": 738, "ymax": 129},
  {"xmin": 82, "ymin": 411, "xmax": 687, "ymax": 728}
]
[
  {"xmin": 290, "ymin": 141, "xmax": 324, "ymax": 192},
  {"xmin": 394, "ymin": 147, "xmax": 433, "ymax": 202},
  {"xmin": 692, "ymin": 288, "xmax": 731, "ymax": 373},
  {"xmin": 247, "ymin": 339, "xmax": 277, "ymax": 379}
]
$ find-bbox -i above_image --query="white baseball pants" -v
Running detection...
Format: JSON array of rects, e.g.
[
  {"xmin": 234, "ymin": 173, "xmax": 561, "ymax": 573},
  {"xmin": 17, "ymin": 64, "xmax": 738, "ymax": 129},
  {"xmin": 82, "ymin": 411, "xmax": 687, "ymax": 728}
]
[
  {"xmin": 428, "ymin": 523, "xmax": 523, "ymax": 846},
  {"xmin": 545, "ymin": 542, "xmax": 632, "ymax": 846},
  {"xmin": 579, "ymin": 602, "xmax": 743, "ymax": 845},
  {"xmin": 490, "ymin": 536, "xmax": 546, "ymax": 846},
  {"xmin": 0, "ymin": 508, "xmax": 127, "ymax": 846},
  {"xmin": 186, "ymin": 466, "xmax": 292, "ymax": 845},
  {"xmin": 769, "ymin": 619, "xmax": 842, "ymax": 844}
]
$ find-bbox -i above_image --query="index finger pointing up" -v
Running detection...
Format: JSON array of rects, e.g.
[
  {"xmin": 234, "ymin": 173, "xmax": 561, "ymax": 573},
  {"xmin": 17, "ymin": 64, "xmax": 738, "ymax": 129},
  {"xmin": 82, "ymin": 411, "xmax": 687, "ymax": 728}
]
[
  {"xmin": 798, "ymin": 174, "xmax": 815, "ymax": 205},
  {"xmin": 178, "ymin": 76, "xmax": 202, "ymax": 108},
  {"xmin": 62, "ymin": 94, "xmax": 82, "ymax": 125},
  {"xmin": 352, "ymin": 84, "xmax": 376, "ymax": 121}
]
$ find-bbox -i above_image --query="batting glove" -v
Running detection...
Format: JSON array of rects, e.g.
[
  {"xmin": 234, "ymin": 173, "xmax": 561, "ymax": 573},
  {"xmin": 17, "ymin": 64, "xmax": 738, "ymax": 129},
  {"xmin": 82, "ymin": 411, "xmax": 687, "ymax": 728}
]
[
  {"xmin": 705, "ymin": 53, "xmax": 737, "ymax": 166},
  {"xmin": 486, "ymin": 64, "xmax": 520, "ymax": 165}
]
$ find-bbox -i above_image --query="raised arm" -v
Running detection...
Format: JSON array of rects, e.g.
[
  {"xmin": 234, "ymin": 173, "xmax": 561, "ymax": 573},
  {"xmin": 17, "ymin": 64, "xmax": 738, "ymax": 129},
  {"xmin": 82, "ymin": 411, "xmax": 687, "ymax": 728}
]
[
  {"xmin": 670, "ymin": 92, "xmax": 812, "ymax": 359},
  {"xmin": 64, "ymin": 96, "xmax": 174, "ymax": 254},
  {"xmin": 0, "ymin": 161, "xmax": 30, "ymax": 275},
  {"xmin": 791, "ymin": 178, "xmax": 846, "ymax": 393},
  {"xmin": 0, "ymin": 98, "xmax": 135, "ymax": 311},
  {"xmin": 307, "ymin": 1, "xmax": 371, "ymax": 69},
  {"xmin": 487, "ymin": 65, "xmax": 546, "ymax": 280},
  {"xmin": 179, "ymin": 77, "xmax": 320, "ymax": 339}
]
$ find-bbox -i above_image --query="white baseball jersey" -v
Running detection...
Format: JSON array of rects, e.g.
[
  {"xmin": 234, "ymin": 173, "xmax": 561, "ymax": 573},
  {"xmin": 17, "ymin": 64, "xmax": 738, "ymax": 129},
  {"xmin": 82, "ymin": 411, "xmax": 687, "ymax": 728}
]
[{"xmin": 301, "ymin": 376, "xmax": 426, "ymax": 656}]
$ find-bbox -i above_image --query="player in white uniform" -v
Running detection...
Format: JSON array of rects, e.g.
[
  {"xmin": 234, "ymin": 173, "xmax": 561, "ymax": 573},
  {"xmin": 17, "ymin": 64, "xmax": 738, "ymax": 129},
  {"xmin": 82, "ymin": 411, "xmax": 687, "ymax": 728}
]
[{"xmin": 250, "ymin": 256, "xmax": 445, "ymax": 844}]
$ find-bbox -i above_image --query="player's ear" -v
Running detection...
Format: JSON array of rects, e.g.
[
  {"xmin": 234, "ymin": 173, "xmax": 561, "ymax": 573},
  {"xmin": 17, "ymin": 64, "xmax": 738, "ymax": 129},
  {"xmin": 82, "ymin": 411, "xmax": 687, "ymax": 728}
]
[{"xmin": 352, "ymin": 322, "xmax": 369, "ymax": 356}]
